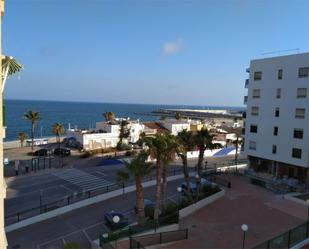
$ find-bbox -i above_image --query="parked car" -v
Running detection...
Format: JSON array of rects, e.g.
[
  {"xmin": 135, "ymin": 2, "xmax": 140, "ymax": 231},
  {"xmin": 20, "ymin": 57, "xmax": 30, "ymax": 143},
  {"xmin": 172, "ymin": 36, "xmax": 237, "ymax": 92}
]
[
  {"xmin": 104, "ymin": 211, "xmax": 129, "ymax": 230},
  {"xmin": 134, "ymin": 199, "xmax": 154, "ymax": 218},
  {"xmin": 54, "ymin": 147, "xmax": 71, "ymax": 156},
  {"xmin": 33, "ymin": 148, "xmax": 49, "ymax": 157},
  {"xmin": 179, "ymin": 178, "xmax": 212, "ymax": 195}
]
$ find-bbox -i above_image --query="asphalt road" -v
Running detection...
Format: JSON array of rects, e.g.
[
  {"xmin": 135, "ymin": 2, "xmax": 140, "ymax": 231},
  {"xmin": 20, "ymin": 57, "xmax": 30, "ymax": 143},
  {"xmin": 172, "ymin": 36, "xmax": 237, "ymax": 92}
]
[
  {"xmin": 5, "ymin": 154, "xmax": 245, "ymax": 222},
  {"xmin": 7, "ymin": 178, "xmax": 185, "ymax": 249}
]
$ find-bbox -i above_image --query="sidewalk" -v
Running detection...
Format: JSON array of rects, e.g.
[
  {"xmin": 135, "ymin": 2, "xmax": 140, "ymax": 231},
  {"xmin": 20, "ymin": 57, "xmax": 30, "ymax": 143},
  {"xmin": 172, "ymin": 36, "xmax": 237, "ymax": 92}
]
[{"xmin": 156, "ymin": 175, "xmax": 305, "ymax": 249}]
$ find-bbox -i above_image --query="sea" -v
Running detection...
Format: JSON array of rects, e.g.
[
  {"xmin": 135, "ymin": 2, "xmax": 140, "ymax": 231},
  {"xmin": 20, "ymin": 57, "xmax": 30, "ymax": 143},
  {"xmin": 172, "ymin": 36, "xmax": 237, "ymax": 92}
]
[{"xmin": 5, "ymin": 99, "xmax": 244, "ymax": 142}]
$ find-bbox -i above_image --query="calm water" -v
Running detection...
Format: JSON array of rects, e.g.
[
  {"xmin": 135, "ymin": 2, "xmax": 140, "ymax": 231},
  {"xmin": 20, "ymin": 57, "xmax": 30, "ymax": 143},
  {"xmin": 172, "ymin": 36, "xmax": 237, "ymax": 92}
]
[{"xmin": 5, "ymin": 99, "xmax": 244, "ymax": 141}]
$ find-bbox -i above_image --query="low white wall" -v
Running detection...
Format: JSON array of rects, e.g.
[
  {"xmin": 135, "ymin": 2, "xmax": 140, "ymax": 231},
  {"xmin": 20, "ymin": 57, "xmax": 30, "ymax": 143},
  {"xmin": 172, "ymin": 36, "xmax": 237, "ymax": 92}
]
[
  {"xmin": 284, "ymin": 193, "xmax": 307, "ymax": 206},
  {"xmin": 5, "ymin": 174, "xmax": 185, "ymax": 233},
  {"xmin": 179, "ymin": 189, "xmax": 225, "ymax": 219}
]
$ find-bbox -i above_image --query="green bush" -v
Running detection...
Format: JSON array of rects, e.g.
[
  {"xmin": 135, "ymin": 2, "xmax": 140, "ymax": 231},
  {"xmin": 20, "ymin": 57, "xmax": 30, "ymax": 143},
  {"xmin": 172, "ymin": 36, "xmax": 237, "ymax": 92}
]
[
  {"xmin": 62, "ymin": 242, "xmax": 81, "ymax": 249},
  {"xmin": 161, "ymin": 202, "xmax": 179, "ymax": 216},
  {"xmin": 116, "ymin": 142, "xmax": 131, "ymax": 151}
]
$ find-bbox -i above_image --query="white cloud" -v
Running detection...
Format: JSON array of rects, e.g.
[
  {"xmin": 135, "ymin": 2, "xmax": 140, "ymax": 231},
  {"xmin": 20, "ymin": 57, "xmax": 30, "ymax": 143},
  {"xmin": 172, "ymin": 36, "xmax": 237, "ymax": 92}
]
[{"xmin": 162, "ymin": 38, "xmax": 183, "ymax": 55}]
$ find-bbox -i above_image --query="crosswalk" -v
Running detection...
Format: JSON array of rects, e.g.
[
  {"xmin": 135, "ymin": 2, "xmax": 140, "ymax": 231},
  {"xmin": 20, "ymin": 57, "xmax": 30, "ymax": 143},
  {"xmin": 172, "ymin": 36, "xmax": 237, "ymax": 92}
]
[{"xmin": 52, "ymin": 169, "xmax": 111, "ymax": 191}]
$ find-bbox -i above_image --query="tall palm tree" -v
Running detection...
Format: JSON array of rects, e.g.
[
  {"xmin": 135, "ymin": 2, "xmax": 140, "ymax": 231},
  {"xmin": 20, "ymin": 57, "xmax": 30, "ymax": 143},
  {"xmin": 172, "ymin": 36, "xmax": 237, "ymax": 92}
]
[
  {"xmin": 120, "ymin": 152, "xmax": 152, "ymax": 225},
  {"xmin": 175, "ymin": 112, "xmax": 181, "ymax": 120},
  {"xmin": 232, "ymin": 127, "xmax": 242, "ymax": 163},
  {"xmin": 145, "ymin": 133, "xmax": 167, "ymax": 222},
  {"xmin": 177, "ymin": 129, "xmax": 194, "ymax": 195},
  {"xmin": 161, "ymin": 134, "xmax": 178, "ymax": 203},
  {"xmin": 17, "ymin": 132, "xmax": 27, "ymax": 148},
  {"xmin": 194, "ymin": 128, "xmax": 216, "ymax": 176},
  {"xmin": 119, "ymin": 119, "xmax": 130, "ymax": 144},
  {"xmin": 24, "ymin": 110, "xmax": 41, "ymax": 153},
  {"xmin": 2, "ymin": 55, "xmax": 23, "ymax": 92},
  {"xmin": 52, "ymin": 123, "xmax": 64, "ymax": 149},
  {"xmin": 103, "ymin": 112, "xmax": 115, "ymax": 123}
]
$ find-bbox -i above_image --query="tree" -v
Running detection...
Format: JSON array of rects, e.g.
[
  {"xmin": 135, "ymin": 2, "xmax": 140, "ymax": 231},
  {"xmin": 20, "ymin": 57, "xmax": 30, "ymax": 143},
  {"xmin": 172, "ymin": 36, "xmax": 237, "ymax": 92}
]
[
  {"xmin": 161, "ymin": 134, "xmax": 178, "ymax": 203},
  {"xmin": 2, "ymin": 56, "xmax": 23, "ymax": 93},
  {"xmin": 145, "ymin": 133, "xmax": 167, "ymax": 222},
  {"xmin": 137, "ymin": 131, "xmax": 146, "ymax": 147},
  {"xmin": 52, "ymin": 123, "xmax": 64, "ymax": 149},
  {"xmin": 120, "ymin": 152, "xmax": 152, "ymax": 225},
  {"xmin": 116, "ymin": 170, "xmax": 130, "ymax": 194},
  {"xmin": 176, "ymin": 129, "xmax": 194, "ymax": 196},
  {"xmin": 24, "ymin": 110, "xmax": 41, "ymax": 153},
  {"xmin": 17, "ymin": 132, "xmax": 27, "ymax": 148},
  {"xmin": 231, "ymin": 127, "xmax": 243, "ymax": 163},
  {"xmin": 175, "ymin": 112, "xmax": 181, "ymax": 120},
  {"xmin": 118, "ymin": 119, "xmax": 130, "ymax": 145},
  {"xmin": 103, "ymin": 112, "xmax": 115, "ymax": 123},
  {"xmin": 194, "ymin": 128, "xmax": 217, "ymax": 176}
]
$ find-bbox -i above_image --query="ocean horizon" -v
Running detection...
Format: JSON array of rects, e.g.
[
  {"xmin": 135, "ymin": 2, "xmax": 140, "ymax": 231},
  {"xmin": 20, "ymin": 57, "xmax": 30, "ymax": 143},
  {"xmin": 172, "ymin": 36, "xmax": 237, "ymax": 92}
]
[{"xmin": 5, "ymin": 99, "xmax": 245, "ymax": 142}]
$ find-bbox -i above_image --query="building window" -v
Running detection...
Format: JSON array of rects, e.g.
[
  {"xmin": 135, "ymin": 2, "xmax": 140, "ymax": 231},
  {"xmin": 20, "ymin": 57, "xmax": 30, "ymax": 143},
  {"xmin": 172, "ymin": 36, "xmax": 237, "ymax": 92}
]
[
  {"xmin": 299, "ymin": 67, "xmax": 309, "ymax": 78},
  {"xmin": 250, "ymin": 125, "xmax": 258, "ymax": 133},
  {"xmin": 254, "ymin": 71, "xmax": 262, "ymax": 80},
  {"xmin": 272, "ymin": 145, "xmax": 277, "ymax": 154},
  {"xmin": 295, "ymin": 108, "xmax": 305, "ymax": 119},
  {"xmin": 273, "ymin": 126, "xmax": 278, "ymax": 136},
  {"xmin": 275, "ymin": 108, "xmax": 280, "ymax": 117},
  {"xmin": 251, "ymin": 106, "xmax": 259, "ymax": 116},
  {"xmin": 293, "ymin": 129, "xmax": 303, "ymax": 139},
  {"xmin": 249, "ymin": 141, "xmax": 256, "ymax": 150},
  {"xmin": 252, "ymin": 89, "xmax": 261, "ymax": 99},
  {"xmin": 276, "ymin": 88, "xmax": 281, "ymax": 99},
  {"xmin": 297, "ymin": 88, "xmax": 307, "ymax": 98},
  {"xmin": 292, "ymin": 148, "xmax": 302, "ymax": 159},
  {"xmin": 278, "ymin": 69, "xmax": 283, "ymax": 80}
]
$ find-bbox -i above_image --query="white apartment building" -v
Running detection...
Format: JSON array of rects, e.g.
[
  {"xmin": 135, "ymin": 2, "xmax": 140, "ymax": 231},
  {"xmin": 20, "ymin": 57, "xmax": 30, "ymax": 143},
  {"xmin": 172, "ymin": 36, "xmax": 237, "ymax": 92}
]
[
  {"xmin": 244, "ymin": 52, "xmax": 309, "ymax": 181},
  {"xmin": 160, "ymin": 119, "xmax": 191, "ymax": 135}
]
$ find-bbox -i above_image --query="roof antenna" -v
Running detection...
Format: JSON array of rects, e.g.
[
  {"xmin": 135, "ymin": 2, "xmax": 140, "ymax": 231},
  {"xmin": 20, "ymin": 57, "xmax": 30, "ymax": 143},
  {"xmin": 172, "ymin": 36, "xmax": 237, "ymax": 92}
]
[{"xmin": 262, "ymin": 48, "xmax": 300, "ymax": 56}]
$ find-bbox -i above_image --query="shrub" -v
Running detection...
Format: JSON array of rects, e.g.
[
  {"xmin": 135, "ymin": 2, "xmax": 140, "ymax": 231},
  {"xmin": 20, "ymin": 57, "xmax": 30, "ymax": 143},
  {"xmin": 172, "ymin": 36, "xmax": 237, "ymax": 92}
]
[
  {"xmin": 62, "ymin": 242, "xmax": 81, "ymax": 249},
  {"xmin": 161, "ymin": 202, "xmax": 179, "ymax": 216},
  {"xmin": 80, "ymin": 151, "xmax": 92, "ymax": 158}
]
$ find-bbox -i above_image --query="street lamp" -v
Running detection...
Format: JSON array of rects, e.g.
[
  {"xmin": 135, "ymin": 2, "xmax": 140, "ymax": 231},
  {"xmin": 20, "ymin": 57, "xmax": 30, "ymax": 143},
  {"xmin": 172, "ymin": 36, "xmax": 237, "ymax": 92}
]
[
  {"xmin": 39, "ymin": 190, "xmax": 43, "ymax": 214},
  {"xmin": 113, "ymin": 215, "xmax": 120, "ymax": 249},
  {"xmin": 177, "ymin": 187, "xmax": 182, "ymax": 208},
  {"xmin": 195, "ymin": 174, "xmax": 200, "ymax": 202},
  {"xmin": 241, "ymin": 224, "xmax": 249, "ymax": 249},
  {"xmin": 306, "ymin": 200, "xmax": 309, "ymax": 221}
]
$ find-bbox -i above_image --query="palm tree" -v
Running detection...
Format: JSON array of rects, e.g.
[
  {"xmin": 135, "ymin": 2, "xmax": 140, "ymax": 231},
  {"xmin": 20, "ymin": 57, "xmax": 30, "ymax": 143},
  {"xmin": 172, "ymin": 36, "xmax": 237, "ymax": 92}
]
[
  {"xmin": 175, "ymin": 112, "xmax": 181, "ymax": 120},
  {"xmin": 145, "ymin": 133, "xmax": 167, "ymax": 222},
  {"xmin": 231, "ymin": 127, "xmax": 242, "ymax": 163},
  {"xmin": 120, "ymin": 152, "xmax": 152, "ymax": 225},
  {"xmin": 176, "ymin": 129, "xmax": 194, "ymax": 195},
  {"xmin": 103, "ymin": 112, "xmax": 115, "ymax": 123},
  {"xmin": 52, "ymin": 123, "xmax": 64, "ymax": 149},
  {"xmin": 2, "ymin": 56, "xmax": 23, "ymax": 92},
  {"xmin": 24, "ymin": 110, "xmax": 41, "ymax": 153},
  {"xmin": 116, "ymin": 170, "xmax": 130, "ymax": 194},
  {"xmin": 17, "ymin": 132, "xmax": 27, "ymax": 148},
  {"xmin": 161, "ymin": 134, "xmax": 178, "ymax": 203},
  {"xmin": 194, "ymin": 128, "xmax": 216, "ymax": 176},
  {"xmin": 118, "ymin": 119, "xmax": 130, "ymax": 148}
]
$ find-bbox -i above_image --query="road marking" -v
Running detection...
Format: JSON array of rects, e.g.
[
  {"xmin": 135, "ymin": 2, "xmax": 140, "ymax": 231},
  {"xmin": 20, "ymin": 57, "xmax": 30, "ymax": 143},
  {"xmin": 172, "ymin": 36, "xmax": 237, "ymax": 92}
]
[
  {"xmin": 95, "ymin": 171, "xmax": 107, "ymax": 176},
  {"xmin": 52, "ymin": 169, "xmax": 111, "ymax": 191}
]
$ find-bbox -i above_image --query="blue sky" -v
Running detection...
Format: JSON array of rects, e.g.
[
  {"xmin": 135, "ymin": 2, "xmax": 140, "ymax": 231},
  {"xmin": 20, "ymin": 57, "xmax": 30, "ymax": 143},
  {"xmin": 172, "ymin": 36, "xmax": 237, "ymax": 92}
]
[{"xmin": 3, "ymin": 0, "xmax": 309, "ymax": 106}]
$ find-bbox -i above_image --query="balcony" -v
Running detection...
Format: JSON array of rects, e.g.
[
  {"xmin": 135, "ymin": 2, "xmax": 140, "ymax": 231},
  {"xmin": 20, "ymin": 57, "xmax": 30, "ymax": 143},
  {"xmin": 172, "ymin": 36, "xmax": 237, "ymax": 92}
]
[
  {"xmin": 246, "ymin": 67, "xmax": 250, "ymax": 73},
  {"xmin": 243, "ymin": 96, "xmax": 248, "ymax": 104},
  {"xmin": 245, "ymin": 79, "xmax": 249, "ymax": 88},
  {"xmin": 242, "ymin": 112, "xmax": 246, "ymax": 119}
]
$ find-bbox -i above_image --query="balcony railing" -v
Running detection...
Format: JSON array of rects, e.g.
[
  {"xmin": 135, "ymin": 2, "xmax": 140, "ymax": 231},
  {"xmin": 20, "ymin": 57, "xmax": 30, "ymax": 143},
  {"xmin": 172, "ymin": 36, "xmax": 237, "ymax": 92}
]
[
  {"xmin": 3, "ymin": 105, "xmax": 6, "ymax": 127},
  {"xmin": 245, "ymin": 79, "xmax": 249, "ymax": 88},
  {"xmin": 243, "ymin": 96, "xmax": 248, "ymax": 104}
]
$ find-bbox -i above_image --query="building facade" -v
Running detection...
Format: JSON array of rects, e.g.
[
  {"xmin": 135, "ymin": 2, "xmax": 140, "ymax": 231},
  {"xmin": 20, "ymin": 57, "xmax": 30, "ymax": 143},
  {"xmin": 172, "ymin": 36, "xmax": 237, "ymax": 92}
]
[
  {"xmin": 0, "ymin": 0, "xmax": 7, "ymax": 247},
  {"xmin": 244, "ymin": 52, "xmax": 309, "ymax": 181}
]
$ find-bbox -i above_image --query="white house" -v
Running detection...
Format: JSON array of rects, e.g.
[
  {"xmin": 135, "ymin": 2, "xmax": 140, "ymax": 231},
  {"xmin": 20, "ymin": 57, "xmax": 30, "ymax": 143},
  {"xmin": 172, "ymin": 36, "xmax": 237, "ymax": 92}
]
[
  {"xmin": 160, "ymin": 119, "xmax": 191, "ymax": 135},
  {"xmin": 67, "ymin": 118, "xmax": 145, "ymax": 151},
  {"xmin": 244, "ymin": 52, "xmax": 309, "ymax": 181}
]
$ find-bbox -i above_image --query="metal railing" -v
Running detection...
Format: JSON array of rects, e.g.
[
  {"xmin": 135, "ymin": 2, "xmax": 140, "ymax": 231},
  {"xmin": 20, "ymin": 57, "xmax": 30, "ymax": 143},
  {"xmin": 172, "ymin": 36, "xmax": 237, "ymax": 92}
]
[
  {"xmin": 130, "ymin": 228, "xmax": 189, "ymax": 249},
  {"xmin": 5, "ymin": 168, "xmax": 190, "ymax": 226},
  {"xmin": 253, "ymin": 221, "xmax": 309, "ymax": 249}
]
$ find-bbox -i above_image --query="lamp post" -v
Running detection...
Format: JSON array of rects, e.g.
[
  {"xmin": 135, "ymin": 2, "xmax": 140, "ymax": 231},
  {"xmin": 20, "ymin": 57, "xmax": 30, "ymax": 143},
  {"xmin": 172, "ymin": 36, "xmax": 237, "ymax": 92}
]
[
  {"xmin": 241, "ymin": 224, "xmax": 249, "ymax": 249},
  {"xmin": 113, "ymin": 215, "xmax": 120, "ymax": 249},
  {"xmin": 177, "ymin": 187, "xmax": 182, "ymax": 208},
  {"xmin": 39, "ymin": 190, "xmax": 43, "ymax": 214},
  {"xmin": 306, "ymin": 199, "xmax": 309, "ymax": 222},
  {"xmin": 195, "ymin": 174, "xmax": 200, "ymax": 202}
]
